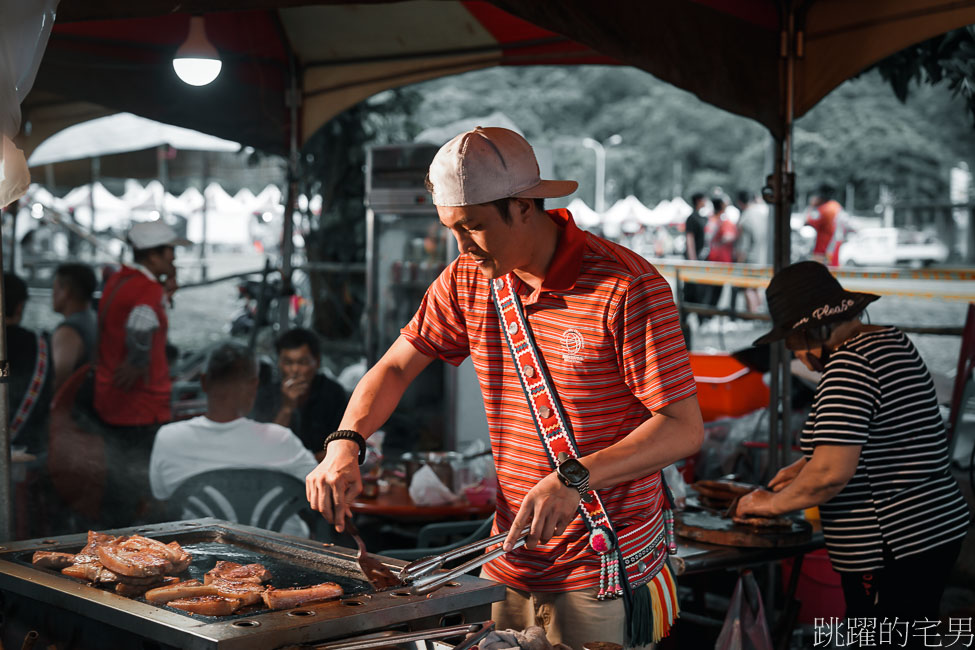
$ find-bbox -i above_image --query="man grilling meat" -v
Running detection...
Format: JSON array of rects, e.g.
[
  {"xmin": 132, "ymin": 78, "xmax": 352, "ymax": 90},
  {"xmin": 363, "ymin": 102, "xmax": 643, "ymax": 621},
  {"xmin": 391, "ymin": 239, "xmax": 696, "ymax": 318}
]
[{"xmin": 307, "ymin": 128, "xmax": 703, "ymax": 649}]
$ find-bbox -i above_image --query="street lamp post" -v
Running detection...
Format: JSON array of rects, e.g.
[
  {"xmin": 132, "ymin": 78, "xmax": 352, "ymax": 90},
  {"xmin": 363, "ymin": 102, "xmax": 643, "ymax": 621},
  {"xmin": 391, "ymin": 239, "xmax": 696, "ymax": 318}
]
[{"xmin": 582, "ymin": 134, "xmax": 622, "ymax": 214}]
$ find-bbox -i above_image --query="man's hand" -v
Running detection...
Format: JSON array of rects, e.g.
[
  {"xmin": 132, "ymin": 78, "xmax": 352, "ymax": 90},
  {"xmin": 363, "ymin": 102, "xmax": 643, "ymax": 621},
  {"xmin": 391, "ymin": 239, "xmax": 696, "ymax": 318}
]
[
  {"xmin": 305, "ymin": 439, "xmax": 362, "ymax": 533},
  {"xmin": 113, "ymin": 361, "xmax": 147, "ymax": 391},
  {"xmin": 281, "ymin": 376, "xmax": 311, "ymax": 408},
  {"xmin": 503, "ymin": 473, "xmax": 580, "ymax": 552},
  {"xmin": 274, "ymin": 377, "xmax": 311, "ymax": 427},
  {"xmin": 163, "ymin": 275, "xmax": 178, "ymax": 308},
  {"xmin": 735, "ymin": 489, "xmax": 777, "ymax": 518}
]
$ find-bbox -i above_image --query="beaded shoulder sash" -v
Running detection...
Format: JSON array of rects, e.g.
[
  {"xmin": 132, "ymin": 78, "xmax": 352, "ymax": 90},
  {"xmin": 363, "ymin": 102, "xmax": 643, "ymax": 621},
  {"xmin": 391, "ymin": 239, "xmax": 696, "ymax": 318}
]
[{"xmin": 489, "ymin": 274, "xmax": 676, "ymax": 599}]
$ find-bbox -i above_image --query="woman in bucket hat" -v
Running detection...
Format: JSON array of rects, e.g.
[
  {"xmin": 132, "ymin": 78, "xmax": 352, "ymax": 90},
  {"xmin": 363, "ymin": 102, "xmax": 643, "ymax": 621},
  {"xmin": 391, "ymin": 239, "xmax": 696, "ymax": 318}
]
[{"xmin": 737, "ymin": 261, "xmax": 969, "ymax": 634}]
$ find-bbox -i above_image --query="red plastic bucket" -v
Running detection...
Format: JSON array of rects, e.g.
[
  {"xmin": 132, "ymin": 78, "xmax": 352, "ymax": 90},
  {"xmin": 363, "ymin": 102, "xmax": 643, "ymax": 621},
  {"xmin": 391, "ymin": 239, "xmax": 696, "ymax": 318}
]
[{"xmin": 781, "ymin": 549, "xmax": 846, "ymax": 623}]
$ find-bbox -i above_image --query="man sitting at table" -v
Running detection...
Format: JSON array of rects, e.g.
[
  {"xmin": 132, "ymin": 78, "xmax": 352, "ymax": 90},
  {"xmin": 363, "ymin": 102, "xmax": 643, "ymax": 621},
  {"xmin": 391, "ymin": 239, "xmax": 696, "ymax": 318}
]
[
  {"xmin": 252, "ymin": 328, "xmax": 347, "ymax": 460},
  {"xmin": 150, "ymin": 341, "xmax": 317, "ymax": 536}
]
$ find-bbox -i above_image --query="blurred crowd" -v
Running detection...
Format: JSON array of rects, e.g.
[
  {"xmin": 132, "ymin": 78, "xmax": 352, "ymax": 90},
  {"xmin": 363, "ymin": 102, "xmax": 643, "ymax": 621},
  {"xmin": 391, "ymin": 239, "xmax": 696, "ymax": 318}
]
[
  {"xmin": 4, "ymin": 221, "xmax": 348, "ymax": 539},
  {"xmin": 681, "ymin": 184, "xmax": 849, "ymax": 315}
]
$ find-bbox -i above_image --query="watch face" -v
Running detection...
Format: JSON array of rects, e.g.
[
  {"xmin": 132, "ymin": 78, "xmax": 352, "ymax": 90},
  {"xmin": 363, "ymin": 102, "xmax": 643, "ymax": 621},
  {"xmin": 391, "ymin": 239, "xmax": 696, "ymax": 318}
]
[{"xmin": 559, "ymin": 459, "xmax": 588, "ymax": 484}]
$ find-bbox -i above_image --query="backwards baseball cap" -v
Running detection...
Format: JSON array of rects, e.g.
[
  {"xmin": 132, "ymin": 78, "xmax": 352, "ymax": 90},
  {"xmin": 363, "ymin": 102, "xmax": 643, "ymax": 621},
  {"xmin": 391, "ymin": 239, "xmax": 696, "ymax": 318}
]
[
  {"xmin": 428, "ymin": 127, "xmax": 578, "ymax": 207},
  {"xmin": 128, "ymin": 221, "xmax": 192, "ymax": 250}
]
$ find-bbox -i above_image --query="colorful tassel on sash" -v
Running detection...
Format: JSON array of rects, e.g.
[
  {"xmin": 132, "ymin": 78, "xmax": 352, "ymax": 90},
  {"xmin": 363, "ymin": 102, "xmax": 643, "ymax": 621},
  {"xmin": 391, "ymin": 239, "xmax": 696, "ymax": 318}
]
[
  {"xmin": 628, "ymin": 561, "xmax": 680, "ymax": 646},
  {"xmin": 649, "ymin": 561, "xmax": 680, "ymax": 642}
]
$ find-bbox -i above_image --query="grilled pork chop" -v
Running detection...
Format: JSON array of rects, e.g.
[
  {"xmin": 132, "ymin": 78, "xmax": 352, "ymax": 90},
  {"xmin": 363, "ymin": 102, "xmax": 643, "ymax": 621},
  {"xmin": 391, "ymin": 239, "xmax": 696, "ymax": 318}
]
[
  {"xmin": 32, "ymin": 551, "xmax": 77, "ymax": 570},
  {"xmin": 262, "ymin": 583, "xmax": 343, "ymax": 610},
  {"xmin": 167, "ymin": 595, "xmax": 243, "ymax": 616},
  {"xmin": 145, "ymin": 579, "xmax": 216, "ymax": 604},
  {"xmin": 207, "ymin": 577, "xmax": 265, "ymax": 606},
  {"xmin": 75, "ymin": 531, "xmax": 117, "ymax": 564},
  {"xmin": 61, "ymin": 561, "xmax": 119, "ymax": 584},
  {"xmin": 204, "ymin": 561, "xmax": 272, "ymax": 585},
  {"xmin": 96, "ymin": 535, "xmax": 192, "ymax": 578}
]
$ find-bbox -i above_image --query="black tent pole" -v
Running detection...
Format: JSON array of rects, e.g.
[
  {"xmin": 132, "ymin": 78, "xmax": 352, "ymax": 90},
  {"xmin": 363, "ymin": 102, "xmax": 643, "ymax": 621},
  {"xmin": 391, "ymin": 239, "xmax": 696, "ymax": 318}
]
[
  {"xmin": 766, "ymin": 1, "xmax": 798, "ymax": 479},
  {"xmin": 278, "ymin": 50, "xmax": 300, "ymax": 333}
]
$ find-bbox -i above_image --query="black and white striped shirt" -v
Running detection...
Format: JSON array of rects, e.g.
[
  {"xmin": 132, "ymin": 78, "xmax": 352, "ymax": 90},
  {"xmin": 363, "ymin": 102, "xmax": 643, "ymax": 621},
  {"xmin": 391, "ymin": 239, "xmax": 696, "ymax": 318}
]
[{"xmin": 799, "ymin": 326, "xmax": 970, "ymax": 572}]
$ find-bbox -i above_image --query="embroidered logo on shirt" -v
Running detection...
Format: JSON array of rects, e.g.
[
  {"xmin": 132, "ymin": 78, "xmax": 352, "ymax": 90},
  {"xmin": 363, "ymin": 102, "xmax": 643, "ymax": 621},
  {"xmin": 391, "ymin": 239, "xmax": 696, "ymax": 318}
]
[{"xmin": 561, "ymin": 328, "xmax": 585, "ymax": 363}]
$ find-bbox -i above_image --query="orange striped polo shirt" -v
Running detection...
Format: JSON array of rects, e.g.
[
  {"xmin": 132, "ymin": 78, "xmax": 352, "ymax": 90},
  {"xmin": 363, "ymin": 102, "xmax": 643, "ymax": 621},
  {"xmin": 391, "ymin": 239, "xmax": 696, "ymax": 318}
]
[{"xmin": 401, "ymin": 209, "xmax": 696, "ymax": 592}]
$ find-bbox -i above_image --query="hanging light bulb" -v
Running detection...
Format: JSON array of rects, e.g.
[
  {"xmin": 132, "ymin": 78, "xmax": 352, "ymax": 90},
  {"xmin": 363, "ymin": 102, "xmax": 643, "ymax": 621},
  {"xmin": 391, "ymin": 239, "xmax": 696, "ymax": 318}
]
[{"xmin": 172, "ymin": 16, "xmax": 222, "ymax": 87}]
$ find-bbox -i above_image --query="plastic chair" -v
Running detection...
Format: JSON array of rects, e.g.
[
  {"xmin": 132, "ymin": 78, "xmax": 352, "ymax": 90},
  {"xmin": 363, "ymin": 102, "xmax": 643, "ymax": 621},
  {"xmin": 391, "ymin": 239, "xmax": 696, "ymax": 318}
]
[
  {"xmin": 380, "ymin": 516, "xmax": 494, "ymax": 561},
  {"xmin": 168, "ymin": 468, "xmax": 331, "ymax": 540}
]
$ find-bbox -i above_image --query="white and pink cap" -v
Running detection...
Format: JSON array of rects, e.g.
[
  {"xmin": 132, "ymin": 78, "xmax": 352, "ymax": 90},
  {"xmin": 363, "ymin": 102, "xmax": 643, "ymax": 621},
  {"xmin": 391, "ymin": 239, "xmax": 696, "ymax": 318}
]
[{"xmin": 428, "ymin": 127, "xmax": 578, "ymax": 207}]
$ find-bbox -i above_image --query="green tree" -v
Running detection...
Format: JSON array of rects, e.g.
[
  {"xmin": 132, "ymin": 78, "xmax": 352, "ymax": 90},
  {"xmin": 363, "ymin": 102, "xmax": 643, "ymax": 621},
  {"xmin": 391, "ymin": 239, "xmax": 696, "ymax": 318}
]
[{"xmin": 872, "ymin": 26, "xmax": 975, "ymax": 127}]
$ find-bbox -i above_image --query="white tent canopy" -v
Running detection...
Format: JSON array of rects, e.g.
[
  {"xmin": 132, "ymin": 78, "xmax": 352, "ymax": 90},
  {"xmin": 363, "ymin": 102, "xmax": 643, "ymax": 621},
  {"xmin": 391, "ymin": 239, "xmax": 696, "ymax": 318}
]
[
  {"xmin": 233, "ymin": 187, "xmax": 256, "ymax": 207},
  {"xmin": 23, "ymin": 180, "xmax": 285, "ymax": 247},
  {"xmin": 648, "ymin": 198, "xmax": 693, "ymax": 226},
  {"xmin": 127, "ymin": 179, "xmax": 166, "ymax": 213},
  {"xmin": 59, "ymin": 182, "xmax": 131, "ymax": 230},
  {"xmin": 604, "ymin": 195, "xmax": 656, "ymax": 230},
  {"xmin": 178, "ymin": 186, "xmax": 204, "ymax": 213},
  {"xmin": 181, "ymin": 181, "xmax": 277, "ymax": 246},
  {"xmin": 566, "ymin": 198, "xmax": 600, "ymax": 229},
  {"xmin": 247, "ymin": 184, "xmax": 283, "ymax": 215},
  {"xmin": 27, "ymin": 112, "xmax": 242, "ymax": 167}
]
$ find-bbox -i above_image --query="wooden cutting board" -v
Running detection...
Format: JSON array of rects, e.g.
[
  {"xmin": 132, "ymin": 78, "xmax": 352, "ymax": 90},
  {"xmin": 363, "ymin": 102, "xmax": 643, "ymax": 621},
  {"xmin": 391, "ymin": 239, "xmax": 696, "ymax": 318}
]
[{"xmin": 676, "ymin": 510, "xmax": 812, "ymax": 548}]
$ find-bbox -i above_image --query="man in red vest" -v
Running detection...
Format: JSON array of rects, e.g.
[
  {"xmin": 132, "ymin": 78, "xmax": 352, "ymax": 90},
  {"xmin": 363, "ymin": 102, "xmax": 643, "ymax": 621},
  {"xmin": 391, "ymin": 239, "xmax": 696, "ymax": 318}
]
[{"xmin": 94, "ymin": 221, "xmax": 189, "ymax": 525}]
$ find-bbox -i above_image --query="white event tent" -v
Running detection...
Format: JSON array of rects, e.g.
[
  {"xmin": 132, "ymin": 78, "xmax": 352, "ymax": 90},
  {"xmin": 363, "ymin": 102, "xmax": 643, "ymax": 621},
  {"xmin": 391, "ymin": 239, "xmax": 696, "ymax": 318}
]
[
  {"xmin": 565, "ymin": 198, "xmax": 600, "ymax": 230},
  {"xmin": 26, "ymin": 112, "xmax": 254, "ymax": 245},
  {"xmin": 28, "ymin": 112, "xmax": 241, "ymax": 167},
  {"xmin": 22, "ymin": 180, "xmax": 285, "ymax": 248}
]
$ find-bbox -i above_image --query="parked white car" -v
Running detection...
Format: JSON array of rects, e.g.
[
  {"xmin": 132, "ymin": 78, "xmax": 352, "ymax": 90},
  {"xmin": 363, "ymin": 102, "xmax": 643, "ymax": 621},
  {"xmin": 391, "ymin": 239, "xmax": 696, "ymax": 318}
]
[{"xmin": 838, "ymin": 227, "xmax": 949, "ymax": 267}]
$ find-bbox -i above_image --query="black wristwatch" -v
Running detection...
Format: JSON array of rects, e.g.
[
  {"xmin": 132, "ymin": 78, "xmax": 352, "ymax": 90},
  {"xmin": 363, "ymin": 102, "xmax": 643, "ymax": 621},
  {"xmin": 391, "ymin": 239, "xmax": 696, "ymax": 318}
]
[{"xmin": 555, "ymin": 452, "xmax": 593, "ymax": 503}]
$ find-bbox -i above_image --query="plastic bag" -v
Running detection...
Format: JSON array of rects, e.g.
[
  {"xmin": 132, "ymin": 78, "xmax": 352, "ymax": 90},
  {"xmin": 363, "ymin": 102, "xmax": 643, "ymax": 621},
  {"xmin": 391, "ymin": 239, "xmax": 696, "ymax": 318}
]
[
  {"xmin": 1, "ymin": 0, "xmax": 58, "ymax": 136},
  {"xmin": 715, "ymin": 569, "xmax": 773, "ymax": 650},
  {"xmin": 1, "ymin": 135, "xmax": 29, "ymax": 209},
  {"xmin": 408, "ymin": 463, "xmax": 456, "ymax": 506},
  {"xmin": 663, "ymin": 463, "xmax": 687, "ymax": 510}
]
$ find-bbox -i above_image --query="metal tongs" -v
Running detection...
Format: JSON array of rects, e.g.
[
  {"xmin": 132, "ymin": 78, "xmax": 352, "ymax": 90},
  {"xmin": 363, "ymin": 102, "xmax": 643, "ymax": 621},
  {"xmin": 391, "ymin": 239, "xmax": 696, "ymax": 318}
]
[{"xmin": 399, "ymin": 527, "xmax": 530, "ymax": 595}]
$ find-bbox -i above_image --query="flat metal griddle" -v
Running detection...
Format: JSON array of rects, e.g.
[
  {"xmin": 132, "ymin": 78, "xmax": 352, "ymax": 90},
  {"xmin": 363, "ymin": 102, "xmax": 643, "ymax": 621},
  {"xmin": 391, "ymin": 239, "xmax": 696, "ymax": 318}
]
[{"xmin": 0, "ymin": 518, "xmax": 505, "ymax": 650}]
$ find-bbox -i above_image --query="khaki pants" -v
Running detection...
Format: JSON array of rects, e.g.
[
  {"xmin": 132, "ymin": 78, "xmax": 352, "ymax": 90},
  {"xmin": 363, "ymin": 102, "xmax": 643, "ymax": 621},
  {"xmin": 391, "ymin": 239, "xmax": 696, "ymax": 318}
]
[{"xmin": 485, "ymin": 574, "xmax": 654, "ymax": 650}]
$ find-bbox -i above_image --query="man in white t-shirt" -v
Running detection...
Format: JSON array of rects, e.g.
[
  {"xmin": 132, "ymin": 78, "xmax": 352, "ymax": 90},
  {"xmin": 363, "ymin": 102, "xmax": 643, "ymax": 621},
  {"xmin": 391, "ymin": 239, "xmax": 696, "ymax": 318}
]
[{"xmin": 150, "ymin": 342, "xmax": 317, "ymax": 536}]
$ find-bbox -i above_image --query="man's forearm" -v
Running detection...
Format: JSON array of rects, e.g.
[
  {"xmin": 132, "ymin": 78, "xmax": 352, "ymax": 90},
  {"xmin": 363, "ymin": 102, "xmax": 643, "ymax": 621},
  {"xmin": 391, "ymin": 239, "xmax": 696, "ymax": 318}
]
[{"xmin": 585, "ymin": 396, "xmax": 704, "ymax": 491}]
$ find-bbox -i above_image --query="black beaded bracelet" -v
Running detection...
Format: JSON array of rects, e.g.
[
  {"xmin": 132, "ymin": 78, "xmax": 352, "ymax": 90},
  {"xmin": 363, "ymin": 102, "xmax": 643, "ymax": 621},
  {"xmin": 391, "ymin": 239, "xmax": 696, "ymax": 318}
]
[{"xmin": 324, "ymin": 430, "xmax": 367, "ymax": 465}]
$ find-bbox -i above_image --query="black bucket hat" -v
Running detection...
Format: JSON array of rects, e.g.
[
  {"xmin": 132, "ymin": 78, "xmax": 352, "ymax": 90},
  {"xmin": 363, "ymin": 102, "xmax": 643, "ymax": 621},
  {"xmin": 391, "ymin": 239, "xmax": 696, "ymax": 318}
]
[{"xmin": 753, "ymin": 261, "xmax": 880, "ymax": 346}]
